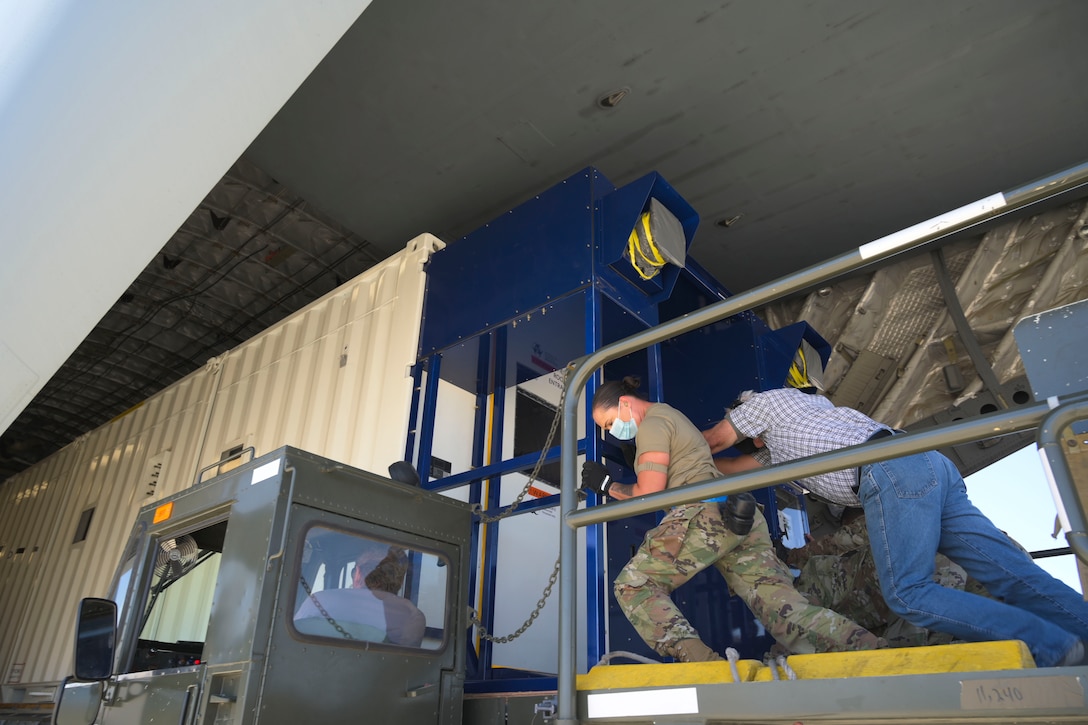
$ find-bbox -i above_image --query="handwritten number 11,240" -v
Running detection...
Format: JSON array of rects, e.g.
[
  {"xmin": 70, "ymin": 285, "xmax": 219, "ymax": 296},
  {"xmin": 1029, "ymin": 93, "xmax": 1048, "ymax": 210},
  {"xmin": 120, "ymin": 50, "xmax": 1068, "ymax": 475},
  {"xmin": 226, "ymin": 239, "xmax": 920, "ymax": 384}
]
[{"xmin": 975, "ymin": 684, "xmax": 1024, "ymax": 704}]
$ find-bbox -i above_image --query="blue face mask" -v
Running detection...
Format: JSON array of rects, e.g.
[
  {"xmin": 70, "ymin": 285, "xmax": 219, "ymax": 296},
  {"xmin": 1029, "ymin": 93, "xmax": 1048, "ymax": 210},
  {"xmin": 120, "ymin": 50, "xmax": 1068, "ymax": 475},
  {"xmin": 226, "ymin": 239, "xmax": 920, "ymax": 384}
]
[{"xmin": 610, "ymin": 408, "xmax": 638, "ymax": 441}]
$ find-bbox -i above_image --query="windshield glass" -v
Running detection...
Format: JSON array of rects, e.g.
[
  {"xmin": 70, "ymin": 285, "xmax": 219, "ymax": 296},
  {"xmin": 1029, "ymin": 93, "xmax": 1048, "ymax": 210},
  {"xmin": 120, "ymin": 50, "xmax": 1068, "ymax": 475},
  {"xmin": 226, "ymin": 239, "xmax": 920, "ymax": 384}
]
[
  {"xmin": 109, "ymin": 522, "xmax": 146, "ymax": 638},
  {"xmin": 128, "ymin": 519, "xmax": 227, "ymax": 672},
  {"xmin": 293, "ymin": 525, "xmax": 449, "ymax": 650}
]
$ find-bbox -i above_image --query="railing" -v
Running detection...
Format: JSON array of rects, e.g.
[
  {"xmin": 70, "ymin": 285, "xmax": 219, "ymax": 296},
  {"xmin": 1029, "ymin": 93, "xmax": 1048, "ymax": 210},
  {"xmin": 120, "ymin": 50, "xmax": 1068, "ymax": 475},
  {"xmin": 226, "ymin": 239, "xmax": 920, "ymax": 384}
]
[
  {"xmin": 553, "ymin": 159, "xmax": 1088, "ymax": 724},
  {"xmin": 1038, "ymin": 398, "xmax": 1088, "ymax": 563},
  {"xmin": 566, "ymin": 399, "xmax": 1087, "ymax": 528}
]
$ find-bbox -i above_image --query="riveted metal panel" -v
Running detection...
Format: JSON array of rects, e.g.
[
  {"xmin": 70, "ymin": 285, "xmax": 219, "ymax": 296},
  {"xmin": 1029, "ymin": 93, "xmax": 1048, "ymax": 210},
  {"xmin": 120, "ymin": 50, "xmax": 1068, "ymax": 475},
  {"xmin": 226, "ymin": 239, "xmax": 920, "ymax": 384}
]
[
  {"xmin": 0, "ymin": 236, "xmax": 440, "ymax": 689},
  {"xmin": 199, "ymin": 235, "xmax": 439, "ymax": 478},
  {"xmin": 0, "ymin": 370, "xmax": 217, "ymax": 690}
]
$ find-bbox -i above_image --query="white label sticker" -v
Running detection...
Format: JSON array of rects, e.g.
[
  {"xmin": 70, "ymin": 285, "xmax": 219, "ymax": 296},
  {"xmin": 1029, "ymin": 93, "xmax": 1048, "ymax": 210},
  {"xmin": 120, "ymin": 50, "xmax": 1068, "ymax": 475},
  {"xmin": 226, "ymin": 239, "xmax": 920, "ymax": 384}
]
[
  {"xmin": 586, "ymin": 687, "xmax": 698, "ymax": 718},
  {"xmin": 961, "ymin": 676, "xmax": 1083, "ymax": 710},
  {"xmin": 859, "ymin": 192, "xmax": 1007, "ymax": 260},
  {"xmin": 251, "ymin": 459, "xmax": 282, "ymax": 485}
]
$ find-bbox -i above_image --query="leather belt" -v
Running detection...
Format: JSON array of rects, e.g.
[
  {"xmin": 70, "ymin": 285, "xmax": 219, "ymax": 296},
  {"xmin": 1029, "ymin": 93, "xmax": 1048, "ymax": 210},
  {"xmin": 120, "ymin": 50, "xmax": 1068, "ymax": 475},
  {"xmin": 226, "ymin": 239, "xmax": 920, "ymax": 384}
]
[
  {"xmin": 853, "ymin": 428, "xmax": 896, "ymax": 494},
  {"xmin": 867, "ymin": 428, "xmax": 895, "ymax": 443}
]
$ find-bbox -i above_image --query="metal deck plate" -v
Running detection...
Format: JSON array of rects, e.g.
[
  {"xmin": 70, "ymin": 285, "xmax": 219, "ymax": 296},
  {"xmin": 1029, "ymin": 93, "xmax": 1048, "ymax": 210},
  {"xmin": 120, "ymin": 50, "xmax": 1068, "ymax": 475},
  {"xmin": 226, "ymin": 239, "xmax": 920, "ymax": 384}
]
[
  {"xmin": 576, "ymin": 641, "xmax": 1088, "ymax": 723},
  {"xmin": 1014, "ymin": 299, "xmax": 1088, "ymax": 401}
]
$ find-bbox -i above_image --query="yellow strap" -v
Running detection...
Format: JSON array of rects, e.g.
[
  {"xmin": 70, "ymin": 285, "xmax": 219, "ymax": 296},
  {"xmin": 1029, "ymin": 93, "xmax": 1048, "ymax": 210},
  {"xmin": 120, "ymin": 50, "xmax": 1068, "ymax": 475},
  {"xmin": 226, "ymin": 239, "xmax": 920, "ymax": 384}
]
[
  {"xmin": 627, "ymin": 211, "xmax": 666, "ymax": 280},
  {"xmin": 786, "ymin": 346, "xmax": 809, "ymax": 388},
  {"xmin": 627, "ymin": 231, "xmax": 656, "ymax": 280},
  {"xmin": 634, "ymin": 213, "xmax": 665, "ymax": 265}
]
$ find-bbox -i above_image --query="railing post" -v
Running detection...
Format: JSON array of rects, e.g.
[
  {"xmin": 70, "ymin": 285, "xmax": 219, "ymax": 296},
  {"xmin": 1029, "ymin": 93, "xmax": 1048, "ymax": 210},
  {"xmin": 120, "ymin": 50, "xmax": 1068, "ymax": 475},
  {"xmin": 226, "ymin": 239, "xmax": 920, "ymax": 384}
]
[{"xmin": 1036, "ymin": 395, "xmax": 1088, "ymax": 564}]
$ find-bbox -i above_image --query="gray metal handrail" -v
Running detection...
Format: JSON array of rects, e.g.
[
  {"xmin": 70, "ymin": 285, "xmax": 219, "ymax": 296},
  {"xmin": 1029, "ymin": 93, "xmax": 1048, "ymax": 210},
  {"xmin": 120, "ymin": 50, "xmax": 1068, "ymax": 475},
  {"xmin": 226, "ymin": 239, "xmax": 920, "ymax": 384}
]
[
  {"xmin": 566, "ymin": 402, "xmax": 1049, "ymax": 527},
  {"xmin": 552, "ymin": 159, "xmax": 1088, "ymax": 725},
  {"xmin": 1037, "ymin": 398, "xmax": 1088, "ymax": 563}
]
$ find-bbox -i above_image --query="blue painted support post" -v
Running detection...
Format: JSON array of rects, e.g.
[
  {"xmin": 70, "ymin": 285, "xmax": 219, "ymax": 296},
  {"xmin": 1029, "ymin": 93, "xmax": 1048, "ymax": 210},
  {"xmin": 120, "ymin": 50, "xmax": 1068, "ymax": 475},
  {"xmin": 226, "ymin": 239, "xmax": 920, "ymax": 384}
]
[
  {"xmin": 466, "ymin": 334, "xmax": 492, "ymax": 678},
  {"xmin": 403, "ymin": 362, "xmax": 424, "ymax": 463},
  {"xmin": 416, "ymin": 354, "xmax": 441, "ymax": 487},
  {"xmin": 583, "ymin": 287, "xmax": 607, "ymax": 667},
  {"xmin": 478, "ymin": 327, "xmax": 508, "ymax": 676}
]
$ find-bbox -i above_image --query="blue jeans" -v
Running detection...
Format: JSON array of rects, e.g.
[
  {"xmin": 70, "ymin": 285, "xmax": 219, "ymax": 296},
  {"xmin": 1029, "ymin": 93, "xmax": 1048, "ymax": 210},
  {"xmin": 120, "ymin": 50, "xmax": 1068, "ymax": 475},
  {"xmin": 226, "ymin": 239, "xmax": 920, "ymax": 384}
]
[{"xmin": 859, "ymin": 449, "xmax": 1088, "ymax": 667}]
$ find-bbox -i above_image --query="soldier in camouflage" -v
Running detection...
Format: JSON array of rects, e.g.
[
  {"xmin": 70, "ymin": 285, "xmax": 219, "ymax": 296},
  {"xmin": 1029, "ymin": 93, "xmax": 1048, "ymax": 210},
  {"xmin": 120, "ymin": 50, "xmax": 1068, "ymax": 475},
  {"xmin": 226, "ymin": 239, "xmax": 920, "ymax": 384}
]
[
  {"xmin": 614, "ymin": 500, "xmax": 886, "ymax": 659},
  {"xmin": 583, "ymin": 377, "xmax": 886, "ymax": 663},
  {"xmin": 789, "ymin": 500, "xmax": 994, "ymax": 648}
]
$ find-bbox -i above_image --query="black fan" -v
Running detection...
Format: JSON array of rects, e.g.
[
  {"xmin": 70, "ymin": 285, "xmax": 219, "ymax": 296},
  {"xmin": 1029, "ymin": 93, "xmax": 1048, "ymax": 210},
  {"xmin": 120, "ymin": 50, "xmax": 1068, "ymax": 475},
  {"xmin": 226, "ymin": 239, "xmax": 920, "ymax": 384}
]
[{"xmin": 154, "ymin": 535, "xmax": 199, "ymax": 579}]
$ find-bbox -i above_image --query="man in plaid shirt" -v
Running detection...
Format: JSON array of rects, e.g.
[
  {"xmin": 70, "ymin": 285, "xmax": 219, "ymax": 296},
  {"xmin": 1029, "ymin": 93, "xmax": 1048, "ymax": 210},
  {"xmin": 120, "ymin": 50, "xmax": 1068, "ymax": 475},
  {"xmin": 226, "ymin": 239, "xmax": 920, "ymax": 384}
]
[{"xmin": 703, "ymin": 387, "xmax": 1088, "ymax": 667}]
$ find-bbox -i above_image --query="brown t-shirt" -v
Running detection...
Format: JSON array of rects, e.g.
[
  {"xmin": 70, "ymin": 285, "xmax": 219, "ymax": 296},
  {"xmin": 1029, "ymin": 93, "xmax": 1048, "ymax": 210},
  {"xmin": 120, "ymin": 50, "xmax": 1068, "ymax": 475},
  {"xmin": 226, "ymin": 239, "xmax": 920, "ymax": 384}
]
[{"xmin": 635, "ymin": 403, "xmax": 721, "ymax": 489}]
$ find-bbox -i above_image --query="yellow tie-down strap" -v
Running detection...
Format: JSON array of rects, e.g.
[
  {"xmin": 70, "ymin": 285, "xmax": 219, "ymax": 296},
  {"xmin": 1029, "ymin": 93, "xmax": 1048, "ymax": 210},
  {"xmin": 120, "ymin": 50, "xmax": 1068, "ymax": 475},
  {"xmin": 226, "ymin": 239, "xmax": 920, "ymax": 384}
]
[
  {"xmin": 753, "ymin": 640, "xmax": 1035, "ymax": 681},
  {"xmin": 578, "ymin": 659, "xmax": 762, "ymax": 691}
]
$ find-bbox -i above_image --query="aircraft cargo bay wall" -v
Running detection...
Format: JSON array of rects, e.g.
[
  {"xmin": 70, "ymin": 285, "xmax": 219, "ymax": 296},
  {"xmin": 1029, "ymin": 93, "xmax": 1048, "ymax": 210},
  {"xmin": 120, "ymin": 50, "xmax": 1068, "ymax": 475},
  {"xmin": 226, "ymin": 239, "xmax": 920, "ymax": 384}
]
[{"xmin": 0, "ymin": 235, "xmax": 441, "ymax": 690}]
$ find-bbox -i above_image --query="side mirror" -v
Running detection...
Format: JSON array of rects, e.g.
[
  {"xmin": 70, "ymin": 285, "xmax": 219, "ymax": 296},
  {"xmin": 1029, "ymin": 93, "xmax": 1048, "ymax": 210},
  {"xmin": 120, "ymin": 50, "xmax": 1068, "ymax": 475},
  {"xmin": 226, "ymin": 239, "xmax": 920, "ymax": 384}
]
[
  {"xmin": 73, "ymin": 598, "xmax": 116, "ymax": 681},
  {"xmin": 387, "ymin": 461, "xmax": 421, "ymax": 487}
]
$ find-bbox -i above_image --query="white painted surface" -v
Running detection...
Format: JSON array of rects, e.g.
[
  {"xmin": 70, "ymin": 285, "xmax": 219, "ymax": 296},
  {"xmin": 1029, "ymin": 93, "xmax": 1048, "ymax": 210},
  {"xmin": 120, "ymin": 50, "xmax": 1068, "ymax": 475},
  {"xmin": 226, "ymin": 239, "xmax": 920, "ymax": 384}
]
[
  {"xmin": 490, "ymin": 371, "xmax": 589, "ymax": 674},
  {"xmin": 587, "ymin": 687, "xmax": 699, "ymax": 718},
  {"xmin": 0, "ymin": 0, "xmax": 373, "ymax": 435}
]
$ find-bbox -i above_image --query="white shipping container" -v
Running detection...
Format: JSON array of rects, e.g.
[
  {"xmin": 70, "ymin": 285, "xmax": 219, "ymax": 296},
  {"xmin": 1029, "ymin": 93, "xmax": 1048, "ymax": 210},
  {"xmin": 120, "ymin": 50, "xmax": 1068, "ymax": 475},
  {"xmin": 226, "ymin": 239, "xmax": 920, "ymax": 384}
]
[{"xmin": 0, "ymin": 235, "xmax": 443, "ymax": 691}]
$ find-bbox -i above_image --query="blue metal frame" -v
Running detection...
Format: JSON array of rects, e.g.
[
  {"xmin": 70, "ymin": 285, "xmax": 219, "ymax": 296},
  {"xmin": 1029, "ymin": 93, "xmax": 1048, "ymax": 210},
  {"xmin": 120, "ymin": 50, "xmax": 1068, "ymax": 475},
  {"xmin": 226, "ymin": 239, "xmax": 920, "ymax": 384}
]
[
  {"xmin": 477, "ymin": 328, "xmax": 508, "ymax": 674},
  {"xmin": 425, "ymin": 444, "xmax": 586, "ymax": 494},
  {"xmin": 407, "ymin": 165, "xmax": 827, "ymax": 687},
  {"xmin": 583, "ymin": 286, "xmax": 607, "ymax": 667},
  {"xmin": 403, "ymin": 362, "xmax": 424, "ymax": 463},
  {"xmin": 465, "ymin": 334, "xmax": 492, "ymax": 679},
  {"xmin": 416, "ymin": 353, "xmax": 441, "ymax": 488}
]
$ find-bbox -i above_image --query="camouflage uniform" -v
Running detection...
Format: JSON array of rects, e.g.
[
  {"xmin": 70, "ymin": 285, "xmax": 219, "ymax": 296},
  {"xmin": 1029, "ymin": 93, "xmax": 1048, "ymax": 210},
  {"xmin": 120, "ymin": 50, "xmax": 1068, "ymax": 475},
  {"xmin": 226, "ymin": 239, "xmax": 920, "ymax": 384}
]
[
  {"xmin": 614, "ymin": 501, "xmax": 885, "ymax": 659},
  {"xmin": 790, "ymin": 511, "xmax": 991, "ymax": 647}
]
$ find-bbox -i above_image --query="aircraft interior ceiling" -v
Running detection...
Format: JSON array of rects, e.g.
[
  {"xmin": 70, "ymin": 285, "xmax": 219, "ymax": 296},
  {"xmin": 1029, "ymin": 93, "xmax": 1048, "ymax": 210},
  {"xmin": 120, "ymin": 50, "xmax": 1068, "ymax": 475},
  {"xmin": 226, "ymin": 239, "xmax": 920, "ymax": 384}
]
[{"xmin": 3, "ymin": 0, "xmax": 1088, "ymax": 482}]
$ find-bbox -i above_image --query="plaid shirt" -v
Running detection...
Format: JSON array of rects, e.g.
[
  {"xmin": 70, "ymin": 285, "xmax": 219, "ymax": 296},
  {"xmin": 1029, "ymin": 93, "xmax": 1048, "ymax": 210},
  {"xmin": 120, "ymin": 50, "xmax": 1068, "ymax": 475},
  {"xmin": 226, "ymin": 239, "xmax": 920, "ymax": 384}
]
[{"xmin": 728, "ymin": 388, "xmax": 889, "ymax": 506}]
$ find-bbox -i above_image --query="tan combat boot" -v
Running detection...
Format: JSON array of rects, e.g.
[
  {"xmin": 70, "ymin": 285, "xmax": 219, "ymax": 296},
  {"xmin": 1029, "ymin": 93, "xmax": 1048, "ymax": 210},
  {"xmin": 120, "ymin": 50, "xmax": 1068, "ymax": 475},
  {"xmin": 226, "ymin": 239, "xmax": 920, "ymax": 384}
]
[{"xmin": 672, "ymin": 638, "xmax": 723, "ymax": 662}]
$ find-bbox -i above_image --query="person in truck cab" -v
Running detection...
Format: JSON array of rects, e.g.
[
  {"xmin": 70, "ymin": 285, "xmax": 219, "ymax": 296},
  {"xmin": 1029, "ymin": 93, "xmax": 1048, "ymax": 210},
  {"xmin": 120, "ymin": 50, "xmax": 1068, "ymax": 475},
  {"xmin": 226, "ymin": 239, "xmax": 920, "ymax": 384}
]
[
  {"xmin": 581, "ymin": 375, "xmax": 886, "ymax": 663},
  {"xmin": 295, "ymin": 545, "xmax": 426, "ymax": 647},
  {"xmin": 357, "ymin": 546, "xmax": 428, "ymax": 646},
  {"xmin": 702, "ymin": 386, "xmax": 1088, "ymax": 667}
]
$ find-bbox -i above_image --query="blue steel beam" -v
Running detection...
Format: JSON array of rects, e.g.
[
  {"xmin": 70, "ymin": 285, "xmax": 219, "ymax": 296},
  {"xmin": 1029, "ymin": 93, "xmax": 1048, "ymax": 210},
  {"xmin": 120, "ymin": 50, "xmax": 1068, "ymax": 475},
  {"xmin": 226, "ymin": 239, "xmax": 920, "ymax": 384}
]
[
  {"xmin": 583, "ymin": 286, "xmax": 607, "ymax": 666},
  {"xmin": 403, "ymin": 362, "xmax": 424, "ymax": 463},
  {"xmin": 477, "ymin": 327, "xmax": 508, "ymax": 676},
  {"xmin": 416, "ymin": 353, "xmax": 441, "ymax": 488},
  {"xmin": 424, "ymin": 443, "xmax": 587, "ymax": 493},
  {"xmin": 466, "ymin": 333, "xmax": 492, "ymax": 679}
]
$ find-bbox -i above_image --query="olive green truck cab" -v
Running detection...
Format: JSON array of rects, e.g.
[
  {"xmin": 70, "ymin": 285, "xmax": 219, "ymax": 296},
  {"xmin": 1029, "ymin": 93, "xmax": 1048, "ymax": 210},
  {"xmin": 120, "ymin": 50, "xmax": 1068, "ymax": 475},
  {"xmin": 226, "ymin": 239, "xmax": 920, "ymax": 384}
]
[{"xmin": 55, "ymin": 446, "xmax": 472, "ymax": 725}]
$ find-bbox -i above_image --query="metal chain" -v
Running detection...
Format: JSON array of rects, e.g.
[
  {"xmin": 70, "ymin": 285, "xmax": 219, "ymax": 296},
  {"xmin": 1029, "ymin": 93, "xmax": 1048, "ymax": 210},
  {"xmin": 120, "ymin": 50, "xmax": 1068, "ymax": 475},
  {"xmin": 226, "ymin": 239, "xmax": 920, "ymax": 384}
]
[
  {"xmin": 471, "ymin": 366, "xmax": 572, "ymax": 524},
  {"xmin": 470, "ymin": 555, "xmax": 560, "ymax": 643},
  {"xmin": 298, "ymin": 573, "xmax": 355, "ymax": 640},
  {"xmin": 468, "ymin": 366, "xmax": 573, "ymax": 642},
  {"xmin": 293, "ymin": 368, "xmax": 575, "ymax": 646}
]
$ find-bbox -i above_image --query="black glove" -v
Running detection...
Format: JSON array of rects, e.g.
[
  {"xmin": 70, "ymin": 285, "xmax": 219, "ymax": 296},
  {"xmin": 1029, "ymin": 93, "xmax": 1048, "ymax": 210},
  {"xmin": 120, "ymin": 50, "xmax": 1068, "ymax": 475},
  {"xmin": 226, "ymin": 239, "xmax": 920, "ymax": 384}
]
[
  {"xmin": 581, "ymin": 460, "xmax": 613, "ymax": 498},
  {"xmin": 773, "ymin": 537, "xmax": 792, "ymax": 565}
]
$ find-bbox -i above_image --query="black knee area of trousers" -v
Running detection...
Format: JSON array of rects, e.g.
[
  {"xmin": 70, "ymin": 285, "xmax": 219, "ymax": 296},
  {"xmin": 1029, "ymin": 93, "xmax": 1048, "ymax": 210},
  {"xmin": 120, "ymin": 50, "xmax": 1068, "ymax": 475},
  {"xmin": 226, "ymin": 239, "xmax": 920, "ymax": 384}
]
[{"xmin": 720, "ymin": 493, "xmax": 757, "ymax": 536}]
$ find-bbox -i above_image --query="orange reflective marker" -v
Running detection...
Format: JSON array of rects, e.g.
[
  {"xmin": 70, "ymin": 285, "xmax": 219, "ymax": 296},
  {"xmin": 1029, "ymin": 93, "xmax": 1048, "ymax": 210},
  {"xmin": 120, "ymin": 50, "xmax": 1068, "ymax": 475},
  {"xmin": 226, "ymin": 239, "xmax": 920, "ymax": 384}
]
[{"xmin": 152, "ymin": 501, "xmax": 174, "ymax": 524}]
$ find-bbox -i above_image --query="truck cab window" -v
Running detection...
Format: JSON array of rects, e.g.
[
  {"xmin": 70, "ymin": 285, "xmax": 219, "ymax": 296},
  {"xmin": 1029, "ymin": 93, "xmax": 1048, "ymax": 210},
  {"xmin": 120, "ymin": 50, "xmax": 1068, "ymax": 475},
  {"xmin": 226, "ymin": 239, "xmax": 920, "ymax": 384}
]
[
  {"xmin": 293, "ymin": 525, "xmax": 449, "ymax": 651},
  {"xmin": 128, "ymin": 519, "xmax": 227, "ymax": 672}
]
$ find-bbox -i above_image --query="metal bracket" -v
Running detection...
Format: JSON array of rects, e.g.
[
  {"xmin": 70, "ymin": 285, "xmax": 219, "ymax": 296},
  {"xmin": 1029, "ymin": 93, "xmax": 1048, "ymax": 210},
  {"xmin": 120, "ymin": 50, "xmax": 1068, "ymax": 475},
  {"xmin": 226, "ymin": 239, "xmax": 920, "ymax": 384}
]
[{"xmin": 534, "ymin": 697, "xmax": 557, "ymax": 720}]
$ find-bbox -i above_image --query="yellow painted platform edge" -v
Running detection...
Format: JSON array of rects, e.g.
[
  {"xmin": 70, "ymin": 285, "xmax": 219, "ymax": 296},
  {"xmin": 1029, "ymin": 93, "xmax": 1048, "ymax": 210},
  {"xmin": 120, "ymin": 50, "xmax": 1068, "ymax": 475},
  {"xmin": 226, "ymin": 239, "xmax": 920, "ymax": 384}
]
[
  {"xmin": 751, "ymin": 640, "xmax": 1034, "ymax": 681},
  {"xmin": 577, "ymin": 659, "xmax": 762, "ymax": 690}
]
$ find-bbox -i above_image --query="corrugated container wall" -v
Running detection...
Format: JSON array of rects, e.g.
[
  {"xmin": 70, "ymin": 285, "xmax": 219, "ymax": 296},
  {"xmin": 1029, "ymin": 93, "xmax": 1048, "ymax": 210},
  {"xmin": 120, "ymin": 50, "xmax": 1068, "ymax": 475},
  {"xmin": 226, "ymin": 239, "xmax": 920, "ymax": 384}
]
[{"xmin": 0, "ymin": 235, "xmax": 442, "ymax": 688}]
